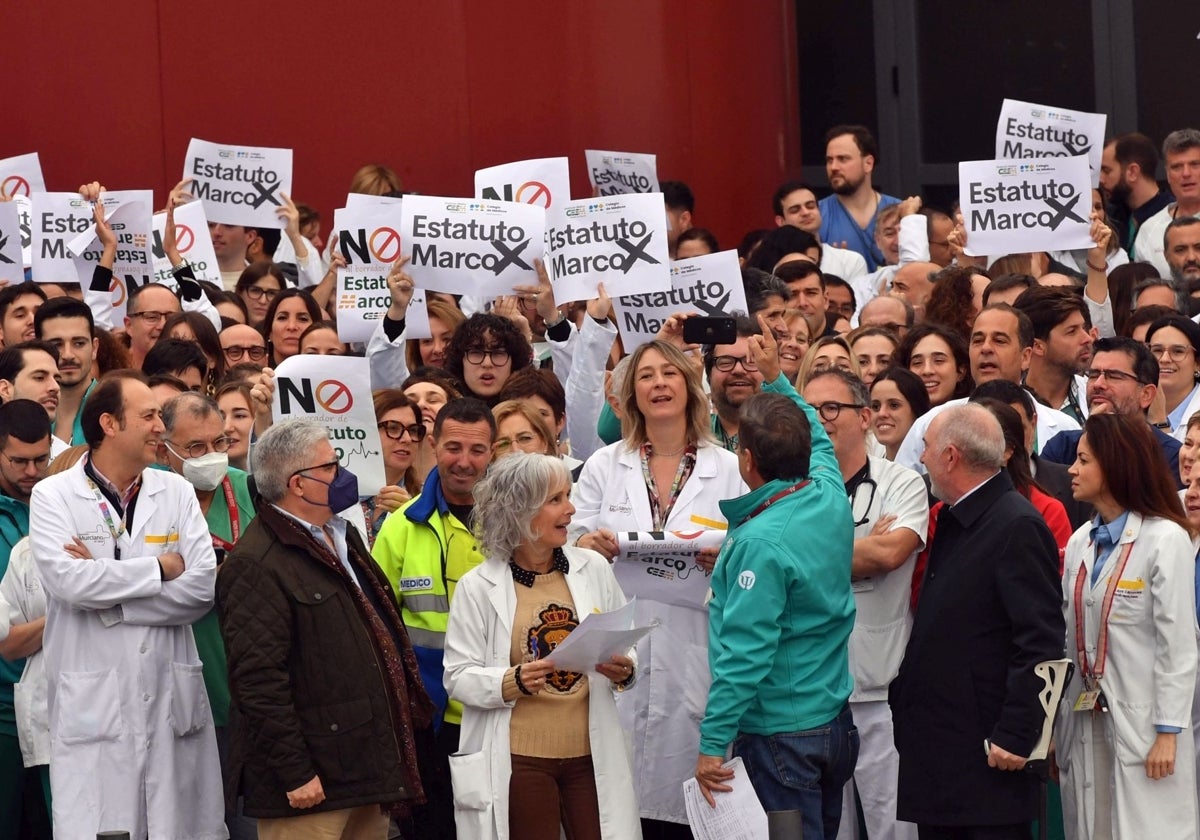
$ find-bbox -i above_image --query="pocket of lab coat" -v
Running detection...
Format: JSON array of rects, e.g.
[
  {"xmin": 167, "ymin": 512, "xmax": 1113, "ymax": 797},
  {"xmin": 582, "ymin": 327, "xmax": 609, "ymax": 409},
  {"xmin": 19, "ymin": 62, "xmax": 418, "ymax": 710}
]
[
  {"xmin": 448, "ymin": 750, "xmax": 491, "ymax": 811},
  {"xmin": 56, "ymin": 669, "xmax": 124, "ymax": 745},
  {"xmin": 849, "ymin": 615, "xmax": 910, "ymax": 692},
  {"xmin": 168, "ymin": 662, "xmax": 212, "ymax": 737}
]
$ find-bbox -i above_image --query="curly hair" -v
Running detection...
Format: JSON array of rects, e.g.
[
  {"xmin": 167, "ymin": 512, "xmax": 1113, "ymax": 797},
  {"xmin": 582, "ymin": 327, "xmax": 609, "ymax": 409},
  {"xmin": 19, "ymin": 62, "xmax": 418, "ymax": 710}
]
[{"xmin": 443, "ymin": 313, "xmax": 532, "ymax": 397}]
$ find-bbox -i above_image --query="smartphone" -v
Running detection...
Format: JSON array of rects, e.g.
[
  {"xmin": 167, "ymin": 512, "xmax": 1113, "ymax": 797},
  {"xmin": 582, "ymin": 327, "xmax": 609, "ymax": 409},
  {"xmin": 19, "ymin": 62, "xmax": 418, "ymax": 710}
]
[{"xmin": 682, "ymin": 316, "xmax": 737, "ymax": 346}]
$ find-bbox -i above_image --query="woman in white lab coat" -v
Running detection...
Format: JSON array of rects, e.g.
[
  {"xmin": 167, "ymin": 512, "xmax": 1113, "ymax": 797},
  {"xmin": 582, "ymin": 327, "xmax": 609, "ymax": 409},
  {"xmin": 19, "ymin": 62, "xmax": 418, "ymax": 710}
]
[
  {"xmin": 1056, "ymin": 413, "xmax": 1199, "ymax": 839},
  {"xmin": 571, "ymin": 339, "xmax": 746, "ymax": 836}
]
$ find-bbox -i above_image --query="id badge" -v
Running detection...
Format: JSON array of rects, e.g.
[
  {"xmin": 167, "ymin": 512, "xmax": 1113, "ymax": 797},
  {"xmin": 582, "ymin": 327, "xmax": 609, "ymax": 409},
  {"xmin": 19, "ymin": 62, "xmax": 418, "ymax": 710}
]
[
  {"xmin": 1073, "ymin": 689, "xmax": 1100, "ymax": 712},
  {"xmin": 851, "ymin": 578, "xmax": 875, "ymax": 593}
]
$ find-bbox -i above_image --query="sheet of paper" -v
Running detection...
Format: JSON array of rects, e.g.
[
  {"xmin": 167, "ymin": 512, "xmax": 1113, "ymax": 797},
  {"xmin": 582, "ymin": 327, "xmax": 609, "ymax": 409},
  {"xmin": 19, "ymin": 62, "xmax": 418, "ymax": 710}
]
[
  {"xmin": 585, "ymin": 149, "xmax": 659, "ymax": 195},
  {"xmin": 185, "ymin": 138, "xmax": 293, "ymax": 228},
  {"xmin": 543, "ymin": 598, "xmax": 655, "ymax": 673},
  {"xmin": 475, "ymin": 156, "xmax": 571, "ymax": 209},
  {"xmin": 0, "ymin": 202, "xmax": 22, "ymax": 282},
  {"xmin": 682, "ymin": 757, "xmax": 768, "ymax": 840},
  {"xmin": 995, "ymin": 99, "xmax": 1107, "ymax": 187},
  {"xmin": 614, "ymin": 530, "xmax": 725, "ymax": 610}
]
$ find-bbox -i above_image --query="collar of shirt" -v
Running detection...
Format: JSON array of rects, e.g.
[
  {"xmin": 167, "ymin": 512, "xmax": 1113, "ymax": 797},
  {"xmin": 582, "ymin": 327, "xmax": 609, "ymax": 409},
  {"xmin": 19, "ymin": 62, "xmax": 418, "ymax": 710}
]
[
  {"xmin": 1089, "ymin": 510, "xmax": 1130, "ymax": 550},
  {"xmin": 1168, "ymin": 382, "xmax": 1200, "ymax": 431},
  {"xmin": 271, "ymin": 504, "xmax": 357, "ymax": 582},
  {"xmin": 509, "ymin": 546, "xmax": 570, "ymax": 588},
  {"xmin": 85, "ymin": 455, "xmax": 141, "ymax": 512},
  {"xmin": 950, "ymin": 471, "xmax": 1000, "ymax": 509}
]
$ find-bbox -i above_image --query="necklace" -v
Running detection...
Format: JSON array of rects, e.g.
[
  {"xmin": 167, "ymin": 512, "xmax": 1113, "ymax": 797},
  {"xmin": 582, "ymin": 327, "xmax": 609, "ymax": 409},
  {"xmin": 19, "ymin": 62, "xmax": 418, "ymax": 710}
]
[{"xmin": 649, "ymin": 444, "xmax": 687, "ymax": 457}]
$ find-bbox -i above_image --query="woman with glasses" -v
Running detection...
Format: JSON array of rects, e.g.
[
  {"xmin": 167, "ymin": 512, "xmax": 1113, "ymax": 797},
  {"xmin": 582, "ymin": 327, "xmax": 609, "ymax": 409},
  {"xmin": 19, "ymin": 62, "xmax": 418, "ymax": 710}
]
[
  {"xmin": 1145, "ymin": 316, "xmax": 1200, "ymax": 440},
  {"xmin": 1057, "ymin": 413, "xmax": 1198, "ymax": 840},
  {"xmin": 571, "ymin": 338, "xmax": 747, "ymax": 838},
  {"xmin": 260, "ymin": 288, "xmax": 323, "ymax": 367},
  {"xmin": 444, "ymin": 313, "xmax": 533, "ymax": 406},
  {"xmin": 492, "ymin": 400, "xmax": 557, "ymax": 460},
  {"xmin": 362, "ymin": 390, "xmax": 425, "ymax": 546},
  {"xmin": 235, "ymin": 264, "xmax": 285, "ymax": 328}
]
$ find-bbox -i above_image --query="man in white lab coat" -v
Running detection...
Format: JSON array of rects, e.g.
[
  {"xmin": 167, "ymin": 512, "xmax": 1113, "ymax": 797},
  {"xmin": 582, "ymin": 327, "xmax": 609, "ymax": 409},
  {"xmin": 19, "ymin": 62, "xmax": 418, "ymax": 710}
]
[{"xmin": 30, "ymin": 370, "xmax": 226, "ymax": 840}]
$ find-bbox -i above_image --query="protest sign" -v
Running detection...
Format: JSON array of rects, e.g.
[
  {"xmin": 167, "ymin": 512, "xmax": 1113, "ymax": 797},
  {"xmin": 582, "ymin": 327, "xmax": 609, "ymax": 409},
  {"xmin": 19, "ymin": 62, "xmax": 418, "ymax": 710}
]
[
  {"xmin": 0, "ymin": 153, "xmax": 46, "ymax": 199},
  {"xmin": 184, "ymin": 138, "xmax": 293, "ymax": 228},
  {"xmin": 546, "ymin": 193, "xmax": 672, "ymax": 302},
  {"xmin": 151, "ymin": 201, "xmax": 222, "ymax": 290},
  {"xmin": 0, "ymin": 202, "xmax": 23, "ymax": 282},
  {"xmin": 31, "ymin": 192, "xmax": 93, "ymax": 281},
  {"xmin": 400, "ymin": 195, "xmax": 544, "ymax": 297},
  {"xmin": 612, "ymin": 250, "xmax": 747, "ymax": 349},
  {"xmin": 585, "ymin": 150, "xmax": 658, "ymax": 195},
  {"xmin": 333, "ymin": 205, "xmax": 430, "ymax": 343},
  {"xmin": 959, "ymin": 157, "xmax": 1095, "ymax": 257},
  {"xmin": 614, "ymin": 530, "xmax": 726, "ymax": 610},
  {"xmin": 66, "ymin": 190, "xmax": 154, "ymax": 324},
  {"xmin": 14, "ymin": 196, "xmax": 32, "ymax": 268},
  {"xmin": 345, "ymin": 193, "xmax": 403, "ymax": 211},
  {"xmin": 475, "ymin": 157, "xmax": 571, "ymax": 209},
  {"xmin": 996, "ymin": 99, "xmax": 1107, "ymax": 186},
  {"xmin": 272, "ymin": 354, "xmax": 386, "ymax": 494}
]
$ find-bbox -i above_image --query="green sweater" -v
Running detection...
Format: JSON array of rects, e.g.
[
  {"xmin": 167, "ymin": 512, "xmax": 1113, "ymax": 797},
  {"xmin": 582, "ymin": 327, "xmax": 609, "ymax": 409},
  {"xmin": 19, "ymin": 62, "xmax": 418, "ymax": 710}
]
[
  {"xmin": 0, "ymin": 493, "xmax": 29, "ymax": 736},
  {"xmin": 699, "ymin": 379, "xmax": 856, "ymax": 755}
]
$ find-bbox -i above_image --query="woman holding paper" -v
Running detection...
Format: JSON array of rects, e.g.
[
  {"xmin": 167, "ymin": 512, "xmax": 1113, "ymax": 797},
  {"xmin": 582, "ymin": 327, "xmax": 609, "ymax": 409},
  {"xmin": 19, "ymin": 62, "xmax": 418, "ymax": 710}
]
[
  {"xmin": 570, "ymin": 337, "xmax": 747, "ymax": 837},
  {"xmin": 1056, "ymin": 413, "xmax": 1199, "ymax": 839},
  {"xmin": 443, "ymin": 453, "xmax": 641, "ymax": 840}
]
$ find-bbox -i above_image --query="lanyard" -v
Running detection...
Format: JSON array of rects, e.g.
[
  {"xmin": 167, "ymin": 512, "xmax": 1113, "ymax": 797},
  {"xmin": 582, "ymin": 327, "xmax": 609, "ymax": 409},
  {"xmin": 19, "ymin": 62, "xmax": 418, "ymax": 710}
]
[
  {"xmin": 640, "ymin": 443, "xmax": 697, "ymax": 531},
  {"xmin": 85, "ymin": 474, "xmax": 128, "ymax": 561},
  {"xmin": 211, "ymin": 476, "xmax": 240, "ymax": 552},
  {"xmin": 1073, "ymin": 540, "xmax": 1135, "ymax": 686},
  {"xmin": 739, "ymin": 480, "xmax": 811, "ymax": 526}
]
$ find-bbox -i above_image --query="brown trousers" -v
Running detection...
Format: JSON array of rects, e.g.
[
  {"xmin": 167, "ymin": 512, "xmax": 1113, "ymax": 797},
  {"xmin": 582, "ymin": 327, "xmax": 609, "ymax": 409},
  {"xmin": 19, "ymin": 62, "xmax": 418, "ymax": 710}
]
[{"xmin": 509, "ymin": 754, "xmax": 602, "ymax": 840}]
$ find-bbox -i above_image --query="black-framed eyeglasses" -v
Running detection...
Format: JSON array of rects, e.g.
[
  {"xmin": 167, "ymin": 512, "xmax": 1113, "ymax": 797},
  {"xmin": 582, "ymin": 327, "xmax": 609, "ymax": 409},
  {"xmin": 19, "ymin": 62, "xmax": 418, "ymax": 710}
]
[
  {"xmin": 244, "ymin": 286, "xmax": 280, "ymax": 302},
  {"xmin": 849, "ymin": 476, "xmax": 879, "ymax": 527},
  {"xmin": 223, "ymin": 344, "xmax": 268, "ymax": 362},
  {"xmin": 1, "ymin": 451, "xmax": 51, "ymax": 470},
  {"xmin": 711, "ymin": 355, "xmax": 758, "ymax": 373},
  {"xmin": 816, "ymin": 401, "xmax": 865, "ymax": 422},
  {"xmin": 1083, "ymin": 368, "xmax": 1146, "ymax": 385},
  {"xmin": 378, "ymin": 421, "xmax": 427, "ymax": 441},
  {"xmin": 465, "ymin": 347, "xmax": 511, "ymax": 366},
  {"xmin": 290, "ymin": 459, "xmax": 340, "ymax": 480},
  {"xmin": 165, "ymin": 436, "xmax": 232, "ymax": 460}
]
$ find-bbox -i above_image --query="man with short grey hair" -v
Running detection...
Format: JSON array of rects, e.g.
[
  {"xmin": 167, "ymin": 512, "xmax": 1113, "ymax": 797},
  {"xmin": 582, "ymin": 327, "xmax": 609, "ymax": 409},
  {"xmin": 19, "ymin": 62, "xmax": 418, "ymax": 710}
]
[
  {"xmin": 1134, "ymin": 128, "xmax": 1200, "ymax": 277},
  {"xmin": 218, "ymin": 419, "xmax": 433, "ymax": 838},
  {"xmin": 890, "ymin": 404, "xmax": 1065, "ymax": 838}
]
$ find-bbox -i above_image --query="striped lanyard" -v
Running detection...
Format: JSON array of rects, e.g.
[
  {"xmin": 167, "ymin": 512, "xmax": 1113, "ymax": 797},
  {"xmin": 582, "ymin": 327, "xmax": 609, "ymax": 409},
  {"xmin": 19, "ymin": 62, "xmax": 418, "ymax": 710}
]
[
  {"xmin": 640, "ymin": 443, "xmax": 697, "ymax": 531},
  {"xmin": 85, "ymin": 475, "xmax": 129, "ymax": 561},
  {"xmin": 1073, "ymin": 540, "xmax": 1135, "ymax": 689}
]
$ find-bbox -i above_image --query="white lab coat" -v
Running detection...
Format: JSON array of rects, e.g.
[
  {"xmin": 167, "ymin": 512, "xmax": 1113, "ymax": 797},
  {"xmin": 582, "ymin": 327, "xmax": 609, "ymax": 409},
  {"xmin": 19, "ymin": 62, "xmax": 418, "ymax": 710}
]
[
  {"xmin": 443, "ymin": 547, "xmax": 642, "ymax": 840},
  {"xmin": 570, "ymin": 440, "xmax": 746, "ymax": 823},
  {"xmin": 1056, "ymin": 512, "xmax": 1199, "ymax": 840},
  {"xmin": 30, "ymin": 460, "xmax": 226, "ymax": 840},
  {"xmin": 0, "ymin": 537, "xmax": 49, "ymax": 767},
  {"xmin": 1170, "ymin": 384, "xmax": 1200, "ymax": 443}
]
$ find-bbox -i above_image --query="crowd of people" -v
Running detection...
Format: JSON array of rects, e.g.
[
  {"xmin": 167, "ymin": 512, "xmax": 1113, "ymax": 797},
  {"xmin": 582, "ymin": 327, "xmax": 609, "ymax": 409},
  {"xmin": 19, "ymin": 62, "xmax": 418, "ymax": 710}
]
[{"xmin": 0, "ymin": 119, "xmax": 1199, "ymax": 840}]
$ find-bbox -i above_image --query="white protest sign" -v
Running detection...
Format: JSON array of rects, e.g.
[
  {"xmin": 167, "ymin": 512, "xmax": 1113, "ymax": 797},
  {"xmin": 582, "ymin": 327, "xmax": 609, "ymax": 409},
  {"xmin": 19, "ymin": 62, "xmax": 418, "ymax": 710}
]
[
  {"xmin": 585, "ymin": 150, "xmax": 659, "ymax": 195},
  {"xmin": 546, "ymin": 193, "xmax": 672, "ymax": 302},
  {"xmin": 400, "ymin": 195, "xmax": 545, "ymax": 298},
  {"xmin": 475, "ymin": 157, "xmax": 571, "ymax": 209},
  {"xmin": 333, "ymin": 205, "xmax": 431, "ymax": 343},
  {"xmin": 14, "ymin": 196, "xmax": 32, "ymax": 268},
  {"xmin": 612, "ymin": 250, "xmax": 748, "ymax": 349},
  {"xmin": 345, "ymin": 193, "xmax": 403, "ymax": 211},
  {"xmin": 959, "ymin": 157, "xmax": 1095, "ymax": 257},
  {"xmin": 31, "ymin": 192, "xmax": 93, "ymax": 282},
  {"xmin": 0, "ymin": 153, "xmax": 46, "ymax": 199},
  {"xmin": 996, "ymin": 99, "xmax": 1107, "ymax": 187},
  {"xmin": 184, "ymin": 138, "xmax": 293, "ymax": 228},
  {"xmin": 0, "ymin": 202, "xmax": 22, "ymax": 282},
  {"xmin": 614, "ymin": 531, "xmax": 725, "ymax": 610},
  {"xmin": 151, "ymin": 201, "xmax": 222, "ymax": 290},
  {"xmin": 66, "ymin": 191, "xmax": 155, "ymax": 324},
  {"xmin": 272, "ymin": 355, "xmax": 386, "ymax": 494}
]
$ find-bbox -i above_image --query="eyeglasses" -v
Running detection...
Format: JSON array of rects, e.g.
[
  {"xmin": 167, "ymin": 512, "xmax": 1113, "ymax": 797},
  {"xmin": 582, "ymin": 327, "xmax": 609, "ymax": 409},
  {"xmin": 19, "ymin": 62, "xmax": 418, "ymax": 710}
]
[
  {"xmin": 1149, "ymin": 344, "xmax": 1193, "ymax": 363},
  {"xmin": 1, "ymin": 451, "xmax": 51, "ymax": 470},
  {"xmin": 816, "ymin": 401, "xmax": 865, "ymax": 421},
  {"xmin": 223, "ymin": 344, "xmax": 268, "ymax": 362},
  {"xmin": 711, "ymin": 355, "xmax": 758, "ymax": 373},
  {"xmin": 378, "ymin": 421, "xmax": 427, "ymax": 441},
  {"xmin": 465, "ymin": 347, "xmax": 510, "ymax": 366},
  {"xmin": 290, "ymin": 459, "xmax": 340, "ymax": 480},
  {"xmin": 495, "ymin": 432, "xmax": 540, "ymax": 452},
  {"xmin": 244, "ymin": 286, "xmax": 280, "ymax": 302},
  {"xmin": 165, "ymin": 436, "xmax": 232, "ymax": 460},
  {"xmin": 1083, "ymin": 368, "xmax": 1146, "ymax": 385},
  {"xmin": 128, "ymin": 310, "xmax": 175, "ymax": 324},
  {"xmin": 832, "ymin": 303, "xmax": 856, "ymax": 319}
]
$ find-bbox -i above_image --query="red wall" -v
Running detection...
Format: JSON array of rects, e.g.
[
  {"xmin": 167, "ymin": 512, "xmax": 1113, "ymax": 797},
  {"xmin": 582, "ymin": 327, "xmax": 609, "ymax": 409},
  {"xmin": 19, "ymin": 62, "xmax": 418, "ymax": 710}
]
[{"xmin": 6, "ymin": 2, "xmax": 799, "ymax": 249}]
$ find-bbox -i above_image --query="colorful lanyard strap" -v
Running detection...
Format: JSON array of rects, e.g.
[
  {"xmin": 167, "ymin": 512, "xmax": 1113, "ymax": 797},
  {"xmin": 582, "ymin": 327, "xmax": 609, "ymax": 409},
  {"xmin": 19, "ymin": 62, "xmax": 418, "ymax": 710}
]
[
  {"xmin": 85, "ymin": 474, "xmax": 126, "ymax": 561},
  {"xmin": 640, "ymin": 443, "xmax": 697, "ymax": 531},
  {"xmin": 211, "ymin": 476, "xmax": 240, "ymax": 552},
  {"xmin": 739, "ymin": 480, "xmax": 811, "ymax": 526},
  {"xmin": 1073, "ymin": 540, "xmax": 1135, "ymax": 688}
]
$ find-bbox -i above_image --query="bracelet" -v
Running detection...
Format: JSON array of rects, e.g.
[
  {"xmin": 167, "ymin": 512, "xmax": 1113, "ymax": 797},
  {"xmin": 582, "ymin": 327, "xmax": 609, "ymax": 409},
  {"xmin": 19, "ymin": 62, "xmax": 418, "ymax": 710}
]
[
  {"xmin": 1153, "ymin": 421, "xmax": 1172, "ymax": 429},
  {"xmin": 1086, "ymin": 260, "xmax": 1106, "ymax": 273},
  {"xmin": 514, "ymin": 665, "xmax": 533, "ymax": 696}
]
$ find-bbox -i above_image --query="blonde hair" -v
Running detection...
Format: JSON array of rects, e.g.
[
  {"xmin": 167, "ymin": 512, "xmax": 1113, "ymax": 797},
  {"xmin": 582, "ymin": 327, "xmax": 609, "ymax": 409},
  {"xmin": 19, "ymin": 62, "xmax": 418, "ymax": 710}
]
[
  {"xmin": 348, "ymin": 164, "xmax": 402, "ymax": 196},
  {"xmin": 491, "ymin": 400, "xmax": 557, "ymax": 457},
  {"xmin": 618, "ymin": 340, "xmax": 714, "ymax": 450},
  {"xmin": 797, "ymin": 335, "xmax": 861, "ymax": 390}
]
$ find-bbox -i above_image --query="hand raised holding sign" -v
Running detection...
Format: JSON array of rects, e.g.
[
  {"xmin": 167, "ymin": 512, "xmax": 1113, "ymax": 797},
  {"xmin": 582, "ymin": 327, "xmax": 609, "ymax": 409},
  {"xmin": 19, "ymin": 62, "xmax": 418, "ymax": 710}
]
[
  {"xmin": 897, "ymin": 195, "xmax": 923, "ymax": 218},
  {"xmin": 492, "ymin": 295, "xmax": 533, "ymax": 343},
  {"xmin": 167, "ymin": 177, "xmax": 194, "ymax": 212},
  {"xmin": 386, "ymin": 255, "xmax": 415, "ymax": 319},
  {"xmin": 249, "ymin": 368, "xmax": 276, "ymax": 436},
  {"xmin": 163, "ymin": 197, "xmax": 184, "ymax": 267},
  {"xmin": 512, "ymin": 258, "xmax": 559, "ymax": 326},
  {"xmin": 748, "ymin": 313, "xmax": 781, "ymax": 384},
  {"xmin": 90, "ymin": 193, "xmax": 118, "ymax": 272},
  {"xmin": 587, "ymin": 282, "xmax": 612, "ymax": 322}
]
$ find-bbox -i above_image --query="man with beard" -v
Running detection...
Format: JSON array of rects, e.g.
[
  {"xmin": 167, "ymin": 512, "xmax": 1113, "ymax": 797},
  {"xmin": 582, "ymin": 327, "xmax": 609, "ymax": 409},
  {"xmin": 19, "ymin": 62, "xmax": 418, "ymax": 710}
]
[
  {"xmin": 1013, "ymin": 286, "xmax": 1095, "ymax": 423},
  {"xmin": 704, "ymin": 317, "xmax": 789, "ymax": 452},
  {"xmin": 1164, "ymin": 217, "xmax": 1200, "ymax": 290},
  {"xmin": 819, "ymin": 125, "xmax": 900, "ymax": 272},
  {"xmin": 1100, "ymin": 133, "xmax": 1173, "ymax": 255},
  {"xmin": 33, "ymin": 297, "xmax": 98, "ymax": 448}
]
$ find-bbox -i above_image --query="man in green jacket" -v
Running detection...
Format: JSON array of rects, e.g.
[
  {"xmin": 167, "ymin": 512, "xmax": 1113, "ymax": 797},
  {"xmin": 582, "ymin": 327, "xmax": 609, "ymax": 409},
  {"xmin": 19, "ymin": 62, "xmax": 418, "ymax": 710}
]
[{"xmin": 695, "ymin": 324, "xmax": 858, "ymax": 839}]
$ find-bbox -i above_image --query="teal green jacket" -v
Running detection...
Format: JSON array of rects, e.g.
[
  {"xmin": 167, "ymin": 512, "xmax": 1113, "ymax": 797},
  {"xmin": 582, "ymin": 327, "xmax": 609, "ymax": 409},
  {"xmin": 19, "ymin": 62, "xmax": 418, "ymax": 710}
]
[
  {"xmin": 0, "ymin": 492, "xmax": 30, "ymax": 735},
  {"xmin": 699, "ymin": 377, "xmax": 856, "ymax": 755}
]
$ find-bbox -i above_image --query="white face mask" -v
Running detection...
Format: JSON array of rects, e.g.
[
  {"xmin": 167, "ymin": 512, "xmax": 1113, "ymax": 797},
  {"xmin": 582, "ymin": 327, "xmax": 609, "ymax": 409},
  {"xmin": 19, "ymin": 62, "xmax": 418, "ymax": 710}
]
[{"xmin": 182, "ymin": 451, "xmax": 229, "ymax": 492}]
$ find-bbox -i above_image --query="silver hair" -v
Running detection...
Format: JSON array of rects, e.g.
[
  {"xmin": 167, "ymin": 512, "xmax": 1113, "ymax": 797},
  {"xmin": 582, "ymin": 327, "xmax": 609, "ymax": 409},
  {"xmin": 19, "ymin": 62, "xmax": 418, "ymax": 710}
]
[
  {"xmin": 933, "ymin": 404, "xmax": 1005, "ymax": 471},
  {"xmin": 1162, "ymin": 128, "xmax": 1200, "ymax": 160},
  {"xmin": 161, "ymin": 391, "xmax": 221, "ymax": 435},
  {"xmin": 252, "ymin": 419, "xmax": 330, "ymax": 502},
  {"xmin": 805, "ymin": 367, "xmax": 870, "ymax": 408},
  {"xmin": 471, "ymin": 453, "xmax": 572, "ymax": 559},
  {"xmin": 608, "ymin": 354, "xmax": 633, "ymax": 399}
]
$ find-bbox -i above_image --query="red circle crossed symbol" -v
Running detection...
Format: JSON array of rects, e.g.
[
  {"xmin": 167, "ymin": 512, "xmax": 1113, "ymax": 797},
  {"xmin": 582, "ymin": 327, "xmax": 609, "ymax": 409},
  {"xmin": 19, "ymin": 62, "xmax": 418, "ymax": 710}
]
[
  {"xmin": 369, "ymin": 227, "xmax": 402, "ymax": 263},
  {"xmin": 315, "ymin": 379, "xmax": 353, "ymax": 414},
  {"xmin": 0, "ymin": 176, "xmax": 30, "ymax": 199},
  {"xmin": 176, "ymin": 224, "xmax": 195, "ymax": 253},
  {"xmin": 109, "ymin": 277, "xmax": 127, "ymax": 308},
  {"xmin": 515, "ymin": 180, "xmax": 552, "ymax": 208}
]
